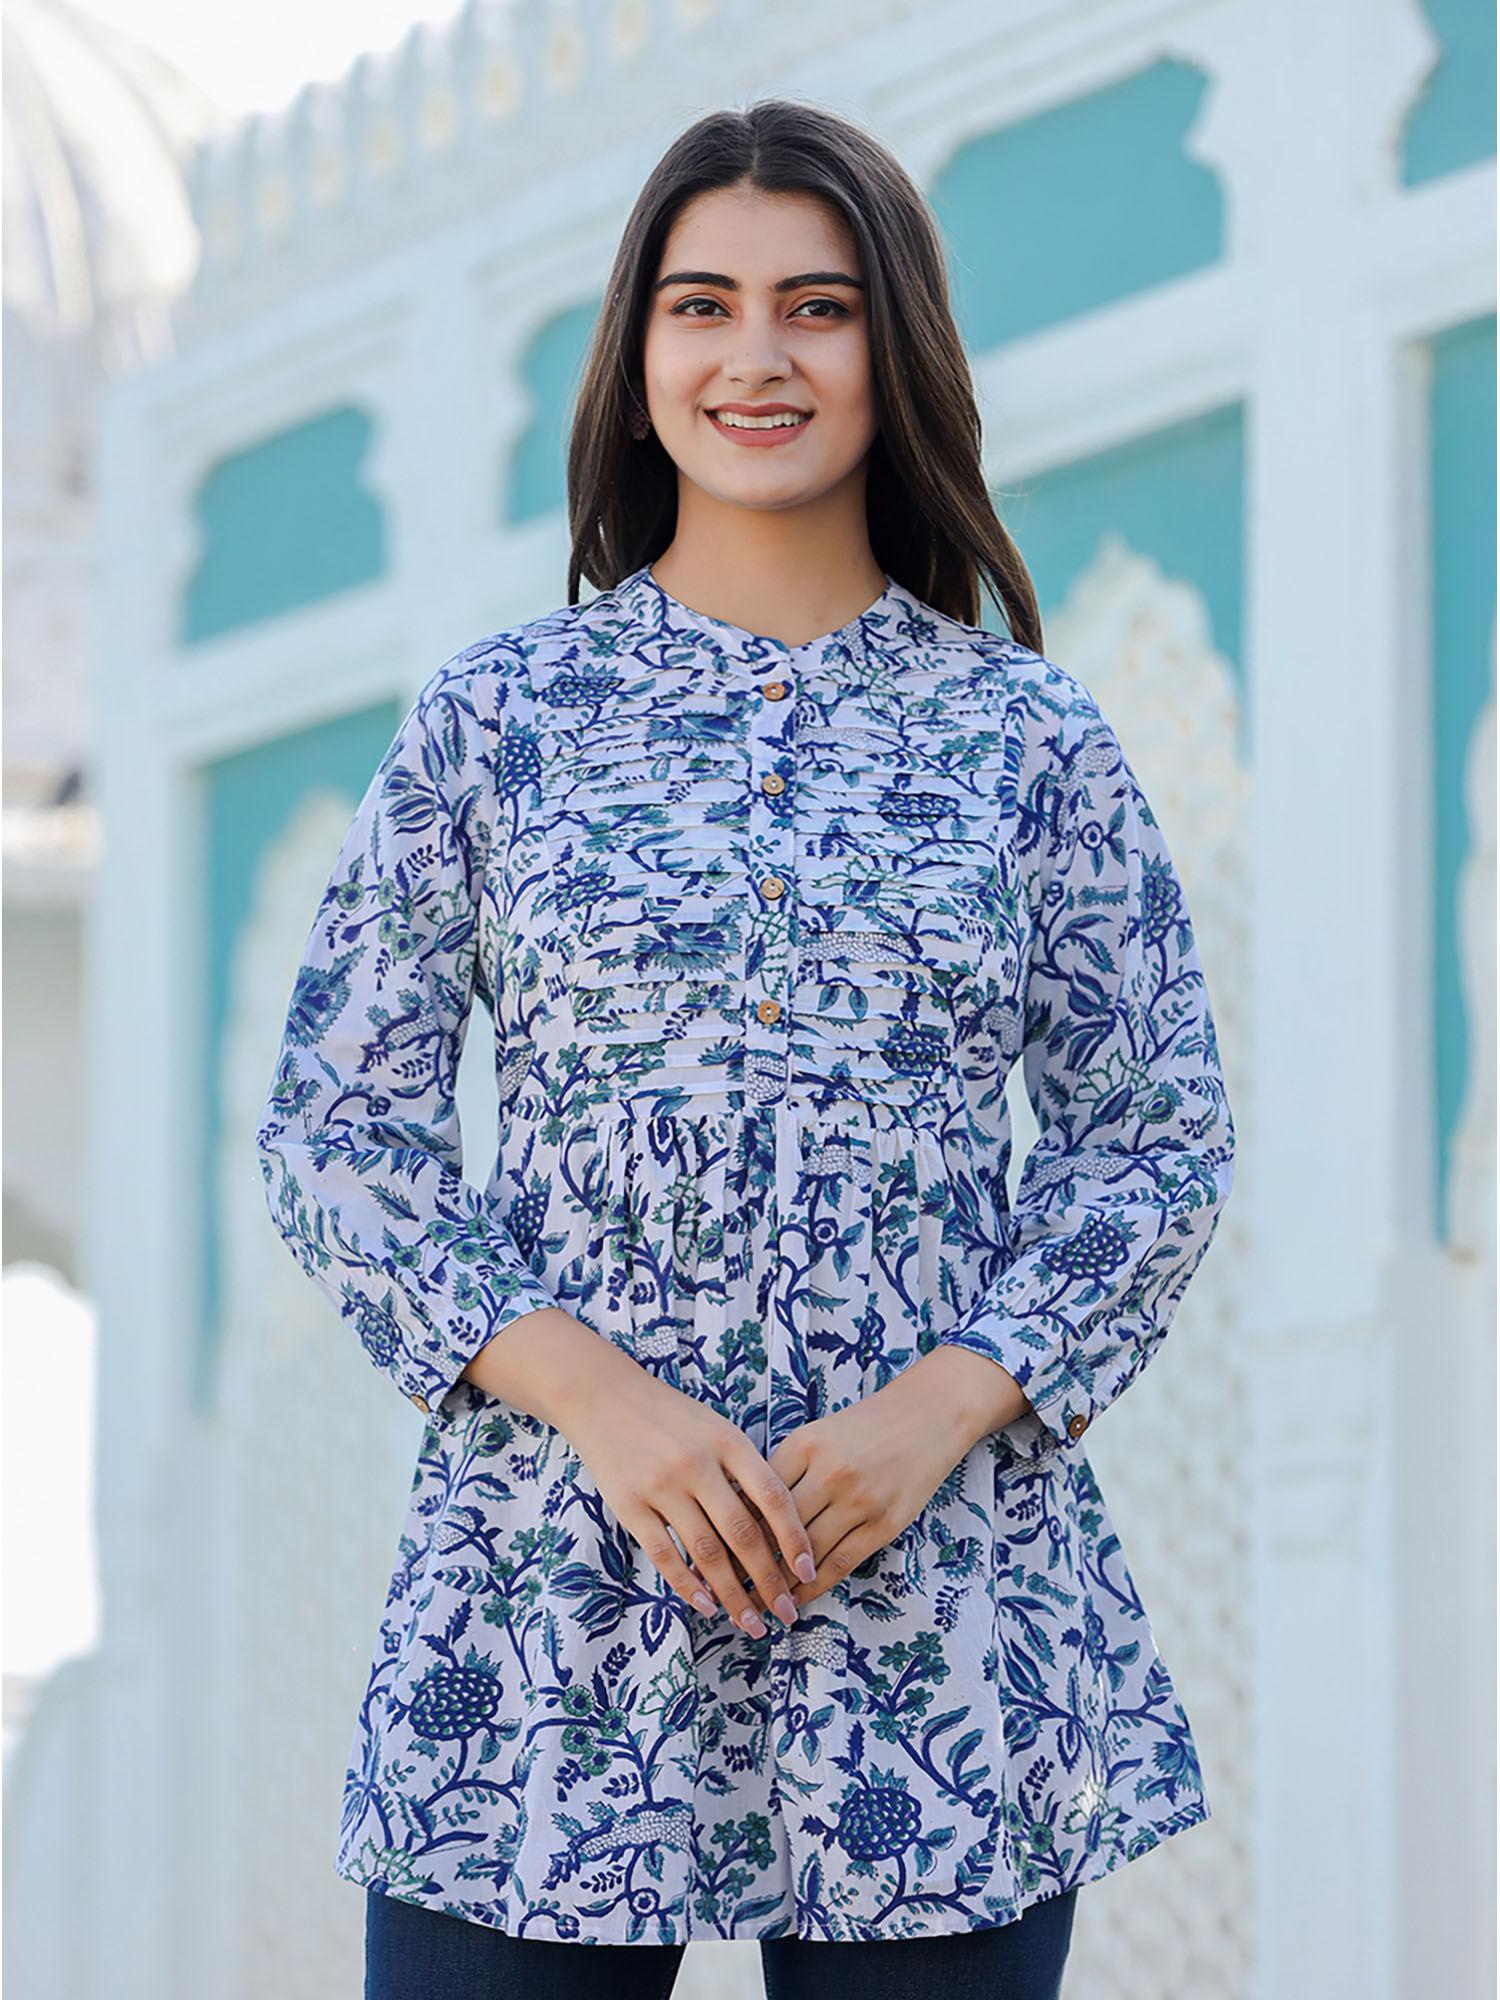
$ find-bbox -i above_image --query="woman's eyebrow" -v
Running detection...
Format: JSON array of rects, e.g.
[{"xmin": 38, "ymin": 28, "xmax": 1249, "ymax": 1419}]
[{"xmin": 652, "ymin": 269, "xmax": 866, "ymax": 293}]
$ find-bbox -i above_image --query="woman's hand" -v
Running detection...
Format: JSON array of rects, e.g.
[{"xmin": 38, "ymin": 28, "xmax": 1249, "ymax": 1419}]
[
  {"xmin": 766, "ymin": 1371, "xmax": 983, "ymax": 1608},
  {"xmin": 562, "ymin": 1359, "xmax": 817, "ymax": 1637}
]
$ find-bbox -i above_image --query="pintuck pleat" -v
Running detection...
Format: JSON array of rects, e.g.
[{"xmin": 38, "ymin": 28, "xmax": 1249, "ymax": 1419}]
[{"xmin": 539, "ymin": 693, "xmax": 750, "ymax": 1090}]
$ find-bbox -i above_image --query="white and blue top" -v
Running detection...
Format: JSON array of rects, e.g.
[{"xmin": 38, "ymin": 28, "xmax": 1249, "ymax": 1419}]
[{"xmin": 255, "ymin": 560, "xmax": 1236, "ymax": 1946}]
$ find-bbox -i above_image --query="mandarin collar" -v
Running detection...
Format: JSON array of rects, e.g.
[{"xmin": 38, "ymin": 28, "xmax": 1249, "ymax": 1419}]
[{"xmin": 610, "ymin": 561, "xmax": 928, "ymax": 667}]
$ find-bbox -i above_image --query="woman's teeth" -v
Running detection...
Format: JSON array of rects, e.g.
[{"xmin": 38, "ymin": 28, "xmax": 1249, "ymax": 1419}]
[{"xmin": 710, "ymin": 410, "xmax": 811, "ymax": 430}]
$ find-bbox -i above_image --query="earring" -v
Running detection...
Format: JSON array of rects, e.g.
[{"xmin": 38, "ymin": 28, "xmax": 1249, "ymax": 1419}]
[{"xmin": 627, "ymin": 397, "xmax": 652, "ymax": 441}]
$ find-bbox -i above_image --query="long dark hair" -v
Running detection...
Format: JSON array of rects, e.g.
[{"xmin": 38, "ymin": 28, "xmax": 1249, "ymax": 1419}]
[{"xmin": 564, "ymin": 98, "xmax": 1044, "ymax": 652}]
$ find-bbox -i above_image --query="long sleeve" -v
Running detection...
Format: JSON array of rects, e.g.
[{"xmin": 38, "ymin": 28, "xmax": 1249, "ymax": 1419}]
[
  {"xmin": 938, "ymin": 679, "xmax": 1236, "ymax": 1472},
  {"xmin": 253, "ymin": 650, "xmax": 560, "ymax": 1420}
]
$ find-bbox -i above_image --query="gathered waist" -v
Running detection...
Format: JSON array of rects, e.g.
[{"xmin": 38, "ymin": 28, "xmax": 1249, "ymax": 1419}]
[
  {"xmin": 502, "ymin": 1088, "xmax": 969, "ymax": 1222},
  {"xmin": 506, "ymin": 1085, "xmax": 962, "ymax": 1139}
]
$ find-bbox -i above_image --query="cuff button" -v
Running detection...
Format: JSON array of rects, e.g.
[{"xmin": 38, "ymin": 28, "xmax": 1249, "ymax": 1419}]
[
  {"xmin": 410, "ymin": 1393, "xmax": 431, "ymax": 1413},
  {"xmin": 1066, "ymin": 1413, "xmax": 1089, "ymax": 1439}
]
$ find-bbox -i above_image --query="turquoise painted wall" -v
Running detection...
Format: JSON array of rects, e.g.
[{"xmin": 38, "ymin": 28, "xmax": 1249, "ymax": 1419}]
[
  {"xmin": 987, "ymin": 402, "xmax": 1247, "ymax": 756},
  {"xmin": 1429, "ymin": 313, "xmax": 1496, "ymax": 1241},
  {"xmin": 932, "ymin": 58, "xmax": 1224, "ymax": 352},
  {"xmin": 199, "ymin": 697, "xmax": 403, "ymax": 1410},
  {"xmin": 1401, "ymin": 0, "xmax": 1496, "ymax": 186},
  {"xmin": 505, "ymin": 300, "xmax": 599, "ymax": 526},
  {"xmin": 181, "ymin": 406, "xmax": 386, "ymax": 645}
]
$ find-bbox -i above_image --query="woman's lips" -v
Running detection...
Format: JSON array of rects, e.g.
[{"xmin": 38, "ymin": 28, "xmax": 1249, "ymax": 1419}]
[{"xmin": 705, "ymin": 410, "xmax": 814, "ymax": 447}]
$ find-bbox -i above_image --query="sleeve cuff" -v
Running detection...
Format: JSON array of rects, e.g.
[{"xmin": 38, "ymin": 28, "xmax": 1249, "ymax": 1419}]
[
  {"xmin": 934, "ymin": 1318, "xmax": 1097, "ymax": 1471},
  {"xmin": 379, "ymin": 1267, "xmax": 562, "ymax": 1423}
]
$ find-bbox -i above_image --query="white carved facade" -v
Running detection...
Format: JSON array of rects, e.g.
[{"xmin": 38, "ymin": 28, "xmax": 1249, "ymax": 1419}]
[{"xmin": 3, "ymin": 2, "xmax": 1492, "ymax": 1998}]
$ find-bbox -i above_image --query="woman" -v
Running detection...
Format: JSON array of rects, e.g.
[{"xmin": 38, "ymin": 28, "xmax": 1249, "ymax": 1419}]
[{"xmin": 256, "ymin": 98, "xmax": 1235, "ymax": 2000}]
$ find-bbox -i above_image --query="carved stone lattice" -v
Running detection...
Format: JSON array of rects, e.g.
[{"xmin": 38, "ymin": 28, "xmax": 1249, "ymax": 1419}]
[
  {"xmin": 1023, "ymin": 537, "xmax": 1254, "ymax": 1998},
  {"xmin": 211, "ymin": 790, "xmax": 424, "ymax": 1998}
]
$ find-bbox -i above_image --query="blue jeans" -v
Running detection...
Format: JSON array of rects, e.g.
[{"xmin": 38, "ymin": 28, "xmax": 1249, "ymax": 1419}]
[{"xmin": 364, "ymin": 1884, "xmax": 1078, "ymax": 1999}]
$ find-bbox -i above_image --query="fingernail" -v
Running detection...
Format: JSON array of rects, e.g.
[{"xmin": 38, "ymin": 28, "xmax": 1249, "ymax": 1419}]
[
  {"xmin": 692, "ymin": 1590, "xmax": 715, "ymax": 1616},
  {"xmin": 795, "ymin": 1554, "xmax": 816, "ymax": 1583},
  {"xmin": 739, "ymin": 1607, "xmax": 767, "ymax": 1638},
  {"xmin": 774, "ymin": 1593, "xmax": 799, "ymax": 1626}
]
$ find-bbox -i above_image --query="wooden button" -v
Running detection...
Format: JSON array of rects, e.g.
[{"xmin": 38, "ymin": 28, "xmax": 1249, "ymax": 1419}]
[
  {"xmin": 1066, "ymin": 1413, "xmax": 1089, "ymax": 1439},
  {"xmin": 760, "ymin": 875, "xmax": 786, "ymax": 899},
  {"xmin": 760, "ymin": 680, "xmax": 790, "ymax": 701},
  {"xmin": 761, "ymin": 772, "xmax": 786, "ymax": 795},
  {"xmin": 757, "ymin": 998, "xmax": 782, "ymax": 1024},
  {"xmin": 410, "ymin": 1392, "xmax": 431, "ymax": 1413}
]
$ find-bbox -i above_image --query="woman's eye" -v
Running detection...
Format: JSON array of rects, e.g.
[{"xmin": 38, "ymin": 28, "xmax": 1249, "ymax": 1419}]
[{"xmin": 667, "ymin": 297, "xmax": 852, "ymax": 320}]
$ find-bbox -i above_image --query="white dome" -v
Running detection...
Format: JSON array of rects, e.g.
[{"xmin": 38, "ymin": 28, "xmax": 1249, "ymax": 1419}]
[
  {"xmin": 2, "ymin": 0, "xmax": 228, "ymax": 368},
  {"xmin": 2, "ymin": 0, "xmax": 229, "ymax": 855}
]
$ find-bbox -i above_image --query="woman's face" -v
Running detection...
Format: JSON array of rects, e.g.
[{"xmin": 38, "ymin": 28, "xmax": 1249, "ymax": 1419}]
[{"xmin": 640, "ymin": 184, "xmax": 879, "ymax": 515}]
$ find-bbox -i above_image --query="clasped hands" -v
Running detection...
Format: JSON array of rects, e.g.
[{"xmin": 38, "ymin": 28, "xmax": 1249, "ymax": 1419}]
[{"xmin": 566, "ymin": 1343, "xmax": 1020, "ymax": 1639}]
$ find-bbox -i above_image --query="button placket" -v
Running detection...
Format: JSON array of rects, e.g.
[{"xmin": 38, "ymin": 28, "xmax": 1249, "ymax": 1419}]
[
  {"xmin": 744, "ymin": 674, "xmax": 797, "ymax": 1107},
  {"xmin": 739, "ymin": 669, "xmax": 802, "ymax": 1486}
]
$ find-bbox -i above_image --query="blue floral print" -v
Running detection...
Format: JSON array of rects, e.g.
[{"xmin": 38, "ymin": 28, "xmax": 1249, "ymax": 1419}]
[{"xmin": 255, "ymin": 562, "xmax": 1235, "ymax": 1945}]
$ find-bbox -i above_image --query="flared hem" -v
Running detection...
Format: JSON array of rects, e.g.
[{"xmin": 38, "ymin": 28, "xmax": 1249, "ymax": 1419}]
[{"xmin": 342, "ymin": 1794, "xmax": 1210, "ymax": 1946}]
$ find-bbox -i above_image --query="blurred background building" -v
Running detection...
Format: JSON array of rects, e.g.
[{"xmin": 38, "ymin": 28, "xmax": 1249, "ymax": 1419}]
[
  {"xmin": 1, "ymin": 0, "xmax": 227, "ymax": 1756},
  {"xmin": 2, "ymin": 1, "xmax": 1494, "ymax": 1996}
]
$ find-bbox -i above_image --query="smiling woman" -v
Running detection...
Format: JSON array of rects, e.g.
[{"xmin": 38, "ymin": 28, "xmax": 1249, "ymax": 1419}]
[
  {"xmin": 635, "ymin": 181, "xmax": 888, "ymax": 621},
  {"xmin": 575, "ymin": 106, "xmax": 1048, "ymax": 658},
  {"xmin": 256, "ymin": 95, "xmax": 1234, "ymax": 1997}
]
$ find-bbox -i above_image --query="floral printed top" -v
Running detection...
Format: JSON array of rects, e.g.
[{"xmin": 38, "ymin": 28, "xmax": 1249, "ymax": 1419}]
[{"xmin": 255, "ymin": 561, "xmax": 1236, "ymax": 1946}]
